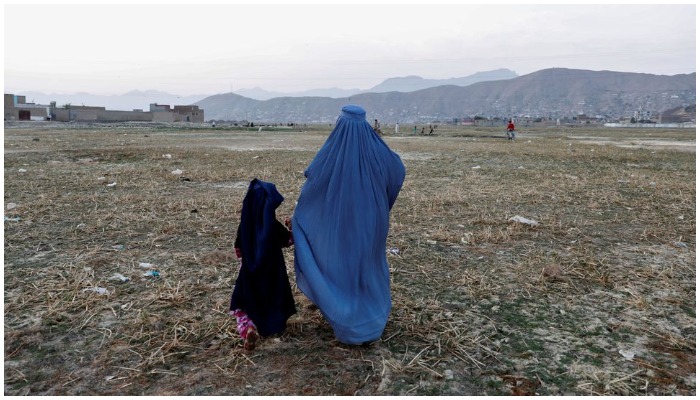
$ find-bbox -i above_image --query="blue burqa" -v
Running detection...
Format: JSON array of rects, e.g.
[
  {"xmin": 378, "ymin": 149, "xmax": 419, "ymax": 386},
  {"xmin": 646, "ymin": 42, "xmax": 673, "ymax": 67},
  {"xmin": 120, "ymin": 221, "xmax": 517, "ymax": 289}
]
[{"xmin": 292, "ymin": 105, "xmax": 405, "ymax": 344}]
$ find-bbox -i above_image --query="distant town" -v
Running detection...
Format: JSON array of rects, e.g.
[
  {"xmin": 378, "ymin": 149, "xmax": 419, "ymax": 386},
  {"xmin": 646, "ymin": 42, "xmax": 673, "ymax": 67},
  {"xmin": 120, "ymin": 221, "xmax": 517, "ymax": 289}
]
[{"xmin": 4, "ymin": 93, "xmax": 204, "ymax": 123}]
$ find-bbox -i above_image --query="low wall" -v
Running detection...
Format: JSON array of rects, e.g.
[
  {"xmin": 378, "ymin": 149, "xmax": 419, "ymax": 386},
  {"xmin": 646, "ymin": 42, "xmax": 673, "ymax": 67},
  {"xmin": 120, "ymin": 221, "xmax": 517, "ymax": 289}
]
[{"xmin": 98, "ymin": 110, "xmax": 152, "ymax": 122}]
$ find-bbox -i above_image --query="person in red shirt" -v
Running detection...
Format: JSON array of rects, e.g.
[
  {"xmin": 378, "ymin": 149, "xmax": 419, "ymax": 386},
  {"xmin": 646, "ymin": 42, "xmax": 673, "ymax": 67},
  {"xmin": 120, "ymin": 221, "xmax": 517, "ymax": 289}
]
[{"xmin": 506, "ymin": 119, "xmax": 516, "ymax": 140}]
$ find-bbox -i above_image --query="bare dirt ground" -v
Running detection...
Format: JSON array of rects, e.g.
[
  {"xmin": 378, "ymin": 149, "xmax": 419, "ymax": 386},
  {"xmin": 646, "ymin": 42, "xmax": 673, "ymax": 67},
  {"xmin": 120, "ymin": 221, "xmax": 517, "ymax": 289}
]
[{"xmin": 3, "ymin": 121, "xmax": 696, "ymax": 395}]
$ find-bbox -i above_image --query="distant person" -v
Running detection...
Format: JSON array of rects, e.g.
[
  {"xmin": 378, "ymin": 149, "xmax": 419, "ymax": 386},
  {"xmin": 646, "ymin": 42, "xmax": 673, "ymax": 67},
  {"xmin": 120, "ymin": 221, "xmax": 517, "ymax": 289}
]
[
  {"xmin": 421, "ymin": 127, "xmax": 425, "ymax": 134},
  {"xmin": 292, "ymin": 105, "xmax": 405, "ymax": 345},
  {"xmin": 413, "ymin": 126, "xmax": 417, "ymax": 134},
  {"xmin": 229, "ymin": 179, "xmax": 296, "ymax": 351},
  {"xmin": 395, "ymin": 122, "xmax": 399, "ymax": 134},
  {"xmin": 373, "ymin": 118, "xmax": 382, "ymax": 135},
  {"xmin": 429, "ymin": 127, "xmax": 434, "ymax": 135},
  {"xmin": 506, "ymin": 119, "xmax": 516, "ymax": 140}
]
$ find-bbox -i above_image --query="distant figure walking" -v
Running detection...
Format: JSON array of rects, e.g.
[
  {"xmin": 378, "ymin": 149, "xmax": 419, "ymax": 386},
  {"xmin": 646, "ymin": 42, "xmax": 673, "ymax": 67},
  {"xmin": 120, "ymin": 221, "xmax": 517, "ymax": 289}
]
[
  {"xmin": 394, "ymin": 122, "xmax": 399, "ymax": 134},
  {"xmin": 506, "ymin": 119, "xmax": 516, "ymax": 140}
]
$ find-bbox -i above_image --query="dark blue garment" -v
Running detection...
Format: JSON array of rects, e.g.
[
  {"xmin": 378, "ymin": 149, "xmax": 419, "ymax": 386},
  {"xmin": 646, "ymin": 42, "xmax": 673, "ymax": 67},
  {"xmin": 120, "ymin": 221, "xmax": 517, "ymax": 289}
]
[
  {"xmin": 230, "ymin": 179, "xmax": 296, "ymax": 337},
  {"xmin": 292, "ymin": 105, "xmax": 405, "ymax": 344}
]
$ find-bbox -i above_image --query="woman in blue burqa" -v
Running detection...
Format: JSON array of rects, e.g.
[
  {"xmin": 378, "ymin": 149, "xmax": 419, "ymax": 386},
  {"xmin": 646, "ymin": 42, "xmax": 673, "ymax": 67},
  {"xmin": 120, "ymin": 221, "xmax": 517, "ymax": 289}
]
[
  {"xmin": 292, "ymin": 105, "xmax": 405, "ymax": 345},
  {"xmin": 230, "ymin": 179, "xmax": 296, "ymax": 350}
]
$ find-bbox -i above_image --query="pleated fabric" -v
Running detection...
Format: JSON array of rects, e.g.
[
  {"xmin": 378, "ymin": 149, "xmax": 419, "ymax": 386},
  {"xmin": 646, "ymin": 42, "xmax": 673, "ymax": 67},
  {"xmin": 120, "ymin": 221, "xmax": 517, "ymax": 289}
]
[
  {"xmin": 292, "ymin": 105, "xmax": 405, "ymax": 344},
  {"xmin": 230, "ymin": 179, "xmax": 296, "ymax": 337}
]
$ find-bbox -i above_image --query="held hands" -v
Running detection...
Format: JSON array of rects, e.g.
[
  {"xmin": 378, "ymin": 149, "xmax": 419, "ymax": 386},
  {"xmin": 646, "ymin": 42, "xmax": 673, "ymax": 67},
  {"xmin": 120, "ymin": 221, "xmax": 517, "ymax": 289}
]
[{"xmin": 284, "ymin": 217, "xmax": 294, "ymax": 247}]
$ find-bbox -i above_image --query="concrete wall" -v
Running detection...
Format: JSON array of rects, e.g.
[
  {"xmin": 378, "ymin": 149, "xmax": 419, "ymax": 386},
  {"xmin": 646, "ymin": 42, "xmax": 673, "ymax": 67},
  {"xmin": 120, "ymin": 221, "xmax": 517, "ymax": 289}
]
[
  {"xmin": 98, "ymin": 110, "xmax": 153, "ymax": 122},
  {"xmin": 152, "ymin": 111, "xmax": 177, "ymax": 122},
  {"xmin": 53, "ymin": 107, "xmax": 152, "ymax": 122},
  {"xmin": 70, "ymin": 107, "xmax": 100, "ymax": 121},
  {"xmin": 52, "ymin": 109, "xmax": 70, "ymax": 122}
]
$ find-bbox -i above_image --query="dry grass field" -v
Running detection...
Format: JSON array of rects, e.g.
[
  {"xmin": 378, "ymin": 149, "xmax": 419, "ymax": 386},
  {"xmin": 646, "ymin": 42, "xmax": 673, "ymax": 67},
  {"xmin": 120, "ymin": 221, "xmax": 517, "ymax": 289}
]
[{"xmin": 3, "ymin": 121, "xmax": 696, "ymax": 395}]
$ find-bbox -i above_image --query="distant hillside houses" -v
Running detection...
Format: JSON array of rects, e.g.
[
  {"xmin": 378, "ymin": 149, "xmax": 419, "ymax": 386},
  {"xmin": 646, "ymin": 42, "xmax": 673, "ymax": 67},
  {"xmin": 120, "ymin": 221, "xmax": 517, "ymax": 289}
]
[{"xmin": 4, "ymin": 93, "xmax": 204, "ymax": 123}]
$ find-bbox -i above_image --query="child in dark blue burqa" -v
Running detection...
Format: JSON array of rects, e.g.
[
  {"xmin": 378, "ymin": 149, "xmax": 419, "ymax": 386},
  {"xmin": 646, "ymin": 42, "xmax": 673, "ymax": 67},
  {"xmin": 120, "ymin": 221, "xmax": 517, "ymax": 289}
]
[{"xmin": 229, "ymin": 178, "xmax": 296, "ymax": 350}]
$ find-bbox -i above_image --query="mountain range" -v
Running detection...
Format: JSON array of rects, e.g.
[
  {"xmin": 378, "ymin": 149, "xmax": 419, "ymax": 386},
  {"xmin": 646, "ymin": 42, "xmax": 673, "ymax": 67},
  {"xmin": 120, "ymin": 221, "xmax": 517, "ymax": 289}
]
[
  {"xmin": 13, "ymin": 68, "xmax": 695, "ymax": 124},
  {"xmin": 14, "ymin": 69, "xmax": 518, "ymax": 111},
  {"xmin": 197, "ymin": 68, "xmax": 696, "ymax": 123},
  {"xmin": 236, "ymin": 68, "xmax": 518, "ymax": 100}
]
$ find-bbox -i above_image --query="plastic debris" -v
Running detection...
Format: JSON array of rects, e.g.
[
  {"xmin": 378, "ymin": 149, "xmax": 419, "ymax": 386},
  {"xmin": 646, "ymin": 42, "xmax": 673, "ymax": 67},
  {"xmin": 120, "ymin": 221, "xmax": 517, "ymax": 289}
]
[
  {"xmin": 172, "ymin": 169, "xmax": 183, "ymax": 175},
  {"xmin": 107, "ymin": 182, "xmax": 117, "ymax": 187},
  {"xmin": 143, "ymin": 270, "xmax": 160, "ymax": 277},
  {"xmin": 83, "ymin": 287, "xmax": 109, "ymax": 295},
  {"xmin": 112, "ymin": 273, "xmax": 130, "ymax": 282},
  {"xmin": 111, "ymin": 244, "xmax": 124, "ymax": 251},
  {"xmin": 619, "ymin": 349, "xmax": 635, "ymax": 361},
  {"xmin": 426, "ymin": 240, "xmax": 437, "ymax": 245},
  {"xmin": 673, "ymin": 241, "xmax": 688, "ymax": 248},
  {"xmin": 162, "ymin": 154, "xmax": 172, "ymax": 159},
  {"xmin": 471, "ymin": 165, "xmax": 481, "ymax": 169},
  {"xmin": 139, "ymin": 262, "xmax": 155, "ymax": 268},
  {"xmin": 387, "ymin": 247, "xmax": 400, "ymax": 255},
  {"xmin": 6, "ymin": 203, "xmax": 17, "ymax": 210},
  {"xmin": 509, "ymin": 215, "xmax": 539, "ymax": 226},
  {"xmin": 4, "ymin": 216, "xmax": 21, "ymax": 222},
  {"xmin": 18, "ymin": 169, "xmax": 27, "ymax": 173}
]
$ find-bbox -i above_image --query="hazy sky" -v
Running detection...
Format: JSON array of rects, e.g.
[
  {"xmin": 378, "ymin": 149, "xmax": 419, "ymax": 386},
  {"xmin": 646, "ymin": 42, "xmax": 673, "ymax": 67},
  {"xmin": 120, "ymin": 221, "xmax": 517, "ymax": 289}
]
[{"xmin": 4, "ymin": 3, "xmax": 696, "ymax": 96}]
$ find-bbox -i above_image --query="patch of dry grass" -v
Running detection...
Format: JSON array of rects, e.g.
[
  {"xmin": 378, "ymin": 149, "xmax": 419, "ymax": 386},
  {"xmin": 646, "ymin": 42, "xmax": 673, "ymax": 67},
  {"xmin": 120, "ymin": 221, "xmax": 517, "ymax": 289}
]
[{"xmin": 4, "ymin": 121, "xmax": 695, "ymax": 395}]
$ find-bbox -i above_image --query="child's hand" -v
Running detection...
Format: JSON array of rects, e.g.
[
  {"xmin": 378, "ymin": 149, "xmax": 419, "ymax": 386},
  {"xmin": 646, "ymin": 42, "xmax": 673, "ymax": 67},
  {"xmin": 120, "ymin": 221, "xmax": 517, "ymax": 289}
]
[
  {"xmin": 284, "ymin": 217, "xmax": 292, "ymax": 230},
  {"xmin": 234, "ymin": 247, "xmax": 242, "ymax": 259}
]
